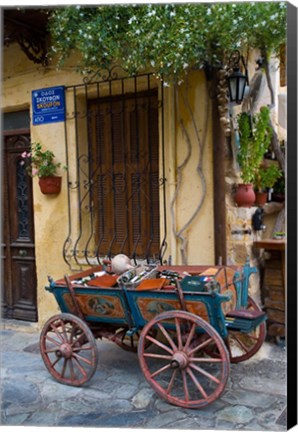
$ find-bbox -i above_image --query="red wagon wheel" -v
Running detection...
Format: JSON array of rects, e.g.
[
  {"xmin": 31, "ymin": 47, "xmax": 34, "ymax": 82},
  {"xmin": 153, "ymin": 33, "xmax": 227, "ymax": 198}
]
[
  {"xmin": 40, "ymin": 313, "xmax": 98, "ymax": 386},
  {"xmin": 227, "ymin": 296, "xmax": 266, "ymax": 363},
  {"xmin": 138, "ymin": 310, "xmax": 230, "ymax": 409}
]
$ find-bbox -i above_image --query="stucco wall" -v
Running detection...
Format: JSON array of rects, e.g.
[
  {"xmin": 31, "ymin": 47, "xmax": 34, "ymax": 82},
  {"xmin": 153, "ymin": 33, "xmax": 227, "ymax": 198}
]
[{"xmin": 3, "ymin": 44, "xmax": 215, "ymax": 325}]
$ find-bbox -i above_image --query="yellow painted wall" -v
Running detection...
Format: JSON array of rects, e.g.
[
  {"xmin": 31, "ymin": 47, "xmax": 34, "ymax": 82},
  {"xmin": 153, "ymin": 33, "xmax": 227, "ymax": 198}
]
[{"xmin": 3, "ymin": 43, "xmax": 215, "ymax": 326}]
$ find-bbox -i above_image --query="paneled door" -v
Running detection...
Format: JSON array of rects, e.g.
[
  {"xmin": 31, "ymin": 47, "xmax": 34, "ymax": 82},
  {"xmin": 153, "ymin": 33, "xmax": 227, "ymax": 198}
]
[{"xmin": 2, "ymin": 130, "xmax": 38, "ymax": 321}]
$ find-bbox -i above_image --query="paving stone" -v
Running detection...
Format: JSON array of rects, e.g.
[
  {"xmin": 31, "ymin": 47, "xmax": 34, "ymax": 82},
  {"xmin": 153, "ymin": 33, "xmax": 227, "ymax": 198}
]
[
  {"xmin": 221, "ymin": 389, "xmax": 277, "ymax": 409},
  {"xmin": 239, "ymin": 375, "xmax": 286, "ymax": 396},
  {"xmin": 94, "ymin": 410, "xmax": 155, "ymax": 428},
  {"xmin": 145, "ymin": 409, "xmax": 188, "ymax": 428},
  {"xmin": 2, "ymin": 380, "xmax": 42, "ymax": 416},
  {"xmin": 132, "ymin": 387, "xmax": 155, "ymax": 409},
  {"xmin": 40, "ymin": 380, "xmax": 83, "ymax": 403},
  {"xmin": 80, "ymin": 396, "xmax": 133, "ymax": 414},
  {"xmin": 217, "ymin": 405, "xmax": 254, "ymax": 424},
  {"xmin": 154, "ymin": 397, "xmax": 183, "ymax": 413},
  {"xmin": 216, "ymin": 419, "xmax": 237, "ymax": 430},
  {"xmin": 1, "ymin": 412, "xmax": 30, "ymax": 425},
  {"xmin": 57, "ymin": 412, "xmax": 103, "ymax": 427},
  {"xmin": 22, "ymin": 410, "xmax": 59, "ymax": 426}
]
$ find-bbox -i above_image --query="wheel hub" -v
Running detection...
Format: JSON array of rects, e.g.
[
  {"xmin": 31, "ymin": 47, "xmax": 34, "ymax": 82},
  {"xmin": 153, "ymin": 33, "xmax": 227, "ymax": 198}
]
[
  {"xmin": 56, "ymin": 343, "xmax": 73, "ymax": 359},
  {"xmin": 170, "ymin": 351, "xmax": 189, "ymax": 369}
]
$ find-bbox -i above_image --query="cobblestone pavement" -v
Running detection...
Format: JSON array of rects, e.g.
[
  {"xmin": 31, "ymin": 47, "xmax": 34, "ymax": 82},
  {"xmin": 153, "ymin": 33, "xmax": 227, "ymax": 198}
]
[{"xmin": 0, "ymin": 320, "xmax": 287, "ymax": 430}]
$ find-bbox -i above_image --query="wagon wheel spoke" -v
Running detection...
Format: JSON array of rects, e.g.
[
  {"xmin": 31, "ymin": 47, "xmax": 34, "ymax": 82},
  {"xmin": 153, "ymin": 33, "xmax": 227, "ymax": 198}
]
[
  {"xmin": 61, "ymin": 358, "xmax": 68, "ymax": 378},
  {"xmin": 144, "ymin": 353, "xmax": 172, "ymax": 360},
  {"xmin": 157, "ymin": 323, "xmax": 177, "ymax": 351},
  {"xmin": 175, "ymin": 318, "xmax": 183, "ymax": 350},
  {"xmin": 150, "ymin": 362, "xmax": 172, "ymax": 379},
  {"xmin": 51, "ymin": 356, "xmax": 62, "ymax": 368},
  {"xmin": 145, "ymin": 334, "xmax": 174, "ymax": 355},
  {"xmin": 72, "ymin": 345, "xmax": 93, "ymax": 352},
  {"xmin": 181, "ymin": 369, "xmax": 189, "ymax": 402},
  {"xmin": 69, "ymin": 356, "xmax": 75, "ymax": 381},
  {"xmin": 59, "ymin": 319, "xmax": 69, "ymax": 342},
  {"xmin": 71, "ymin": 331, "xmax": 86, "ymax": 347},
  {"xmin": 188, "ymin": 337, "xmax": 214, "ymax": 356},
  {"xmin": 189, "ymin": 363, "xmax": 221, "ymax": 384},
  {"xmin": 186, "ymin": 367, "xmax": 208, "ymax": 399},
  {"xmin": 190, "ymin": 357, "xmax": 223, "ymax": 363},
  {"xmin": 166, "ymin": 369, "xmax": 178, "ymax": 395},
  {"xmin": 230, "ymin": 333, "xmax": 251, "ymax": 353},
  {"xmin": 72, "ymin": 352, "xmax": 94, "ymax": 366},
  {"xmin": 44, "ymin": 335, "xmax": 62, "ymax": 348},
  {"xmin": 49, "ymin": 323, "xmax": 65, "ymax": 343},
  {"xmin": 184, "ymin": 323, "xmax": 196, "ymax": 351},
  {"xmin": 73, "ymin": 356, "xmax": 88, "ymax": 378}
]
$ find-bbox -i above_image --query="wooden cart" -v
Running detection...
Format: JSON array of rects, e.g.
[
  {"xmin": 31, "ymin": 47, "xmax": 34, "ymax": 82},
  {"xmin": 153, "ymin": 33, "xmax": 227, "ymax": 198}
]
[{"xmin": 40, "ymin": 261, "xmax": 266, "ymax": 409}]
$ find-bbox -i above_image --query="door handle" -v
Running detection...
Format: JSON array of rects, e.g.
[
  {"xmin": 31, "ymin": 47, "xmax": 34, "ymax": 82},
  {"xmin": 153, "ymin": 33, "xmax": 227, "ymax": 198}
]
[{"xmin": 19, "ymin": 249, "xmax": 28, "ymax": 257}]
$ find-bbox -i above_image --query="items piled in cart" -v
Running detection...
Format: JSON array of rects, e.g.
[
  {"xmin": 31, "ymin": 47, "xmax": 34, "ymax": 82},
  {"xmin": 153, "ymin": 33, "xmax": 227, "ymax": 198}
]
[{"xmin": 66, "ymin": 254, "xmax": 231, "ymax": 293}]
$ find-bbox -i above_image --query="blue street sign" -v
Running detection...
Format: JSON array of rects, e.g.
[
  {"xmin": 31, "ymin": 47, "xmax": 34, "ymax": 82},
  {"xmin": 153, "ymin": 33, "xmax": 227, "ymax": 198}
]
[{"xmin": 32, "ymin": 86, "xmax": 65, "ymax": 125}]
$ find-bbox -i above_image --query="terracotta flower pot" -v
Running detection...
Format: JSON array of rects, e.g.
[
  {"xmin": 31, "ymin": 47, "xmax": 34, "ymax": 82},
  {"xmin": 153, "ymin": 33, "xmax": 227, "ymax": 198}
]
[
  {"xmin": 254, "ymin": 191, "xmax": 267, "ymax": 207},
  {"xmin": 38, "ymin": 176, "xmax": 62, "ymax": 195},
  {"xmin": 234, "ymin": 184, "xmax": 256, "ymax": 208}
]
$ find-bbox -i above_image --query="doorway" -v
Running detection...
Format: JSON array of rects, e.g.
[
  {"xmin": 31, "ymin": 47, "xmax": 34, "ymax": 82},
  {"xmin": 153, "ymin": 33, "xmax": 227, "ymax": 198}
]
[{"xmin": 2, "ymin": 111, "xmax": 38, "ymax": 321}]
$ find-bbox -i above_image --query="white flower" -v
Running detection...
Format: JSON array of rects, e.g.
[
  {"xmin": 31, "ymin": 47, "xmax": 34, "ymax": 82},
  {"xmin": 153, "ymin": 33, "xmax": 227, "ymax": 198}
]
[
  {"xmin": 207, "ymin": 8, "xmax": 211, "ymax": 15},
  {"xmin": 170, "ymin": 11, "xmax": 176, "ymax": 17},
  {"xmin": 150, "ymin": 60, "xmax": 155, "ymax": 67},
  {"xmin": 183, "ymin": 62, "xmax": 188, "ymax": 69},
  {"xmin": 135, "ymin": 29, "xmax": 140, "ymax": 35},
  {"xmin": 128, "ymin": 16, "xmax": 137, "ymax": 24}
]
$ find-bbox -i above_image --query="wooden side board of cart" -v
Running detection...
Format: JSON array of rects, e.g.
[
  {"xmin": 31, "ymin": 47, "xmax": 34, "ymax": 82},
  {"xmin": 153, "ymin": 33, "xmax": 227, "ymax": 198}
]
[{"xmin": 40, "ymin": 261, "xmax": 266, "ymax": 409}]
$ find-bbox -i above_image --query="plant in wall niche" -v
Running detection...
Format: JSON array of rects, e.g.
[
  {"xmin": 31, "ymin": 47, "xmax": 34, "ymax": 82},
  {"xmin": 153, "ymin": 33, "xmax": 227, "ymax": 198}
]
[
  {"xmin": 21, "ymin": 142, "xmax": 67, "ymax": 195},
  {"xmin": 235, "ymin": 106, "xmax": 272, "ymax": 207},
  {"xmin": 254, "ymin": 164, "xmax": 282, "ymax": 192},
  {"xmin": 253, "ymin": 163, "xmax": 282, "ymax": 206}
]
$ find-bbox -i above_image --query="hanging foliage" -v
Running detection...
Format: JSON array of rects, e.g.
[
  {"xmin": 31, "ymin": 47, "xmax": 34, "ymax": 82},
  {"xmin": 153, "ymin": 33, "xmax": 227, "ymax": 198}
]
[{"xmin": 48, "ymin": 2, "xmax": 287, "ymax": 83}]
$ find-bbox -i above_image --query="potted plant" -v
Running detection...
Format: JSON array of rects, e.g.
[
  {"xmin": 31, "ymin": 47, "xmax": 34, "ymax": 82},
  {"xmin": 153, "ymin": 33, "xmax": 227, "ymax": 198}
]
[
  {"xmin": 21, "ymin": 142, "xmax": 67, "ymax": 194},
  {"xmin": 253, "ymin": 164, "xmax": 282, "ymax": 206},
  {"xmin": 235, "ymin": 106, "xmax": 272, "ymax": 207}
]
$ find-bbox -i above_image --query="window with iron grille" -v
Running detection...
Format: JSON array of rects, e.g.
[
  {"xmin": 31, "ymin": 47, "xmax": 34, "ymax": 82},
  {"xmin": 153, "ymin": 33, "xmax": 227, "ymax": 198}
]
[{"xmin": 63, "ymin": 69, "xmax": 166, "ymax": 269}]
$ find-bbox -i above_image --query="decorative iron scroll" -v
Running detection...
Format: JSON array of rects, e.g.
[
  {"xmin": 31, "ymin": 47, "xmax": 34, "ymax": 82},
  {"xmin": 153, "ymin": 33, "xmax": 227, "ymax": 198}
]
[
  {"xmin": 16, "ymin": 160, "xmax": 30, "ymax": 238},
  {"xmin": 63, "ymin": 67, "xmax": 167, "ymax": 270}
]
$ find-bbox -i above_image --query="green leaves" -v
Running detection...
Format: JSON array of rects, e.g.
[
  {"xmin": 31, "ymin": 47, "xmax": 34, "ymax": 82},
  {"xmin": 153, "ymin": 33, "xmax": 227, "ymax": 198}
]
[
  {"xmin": 237, "ymin": 107, "xmax": 272, "ymax": 184},
  {"xmin": 48, "ymin": 3, "xmax": 287, "ymax": 82}
]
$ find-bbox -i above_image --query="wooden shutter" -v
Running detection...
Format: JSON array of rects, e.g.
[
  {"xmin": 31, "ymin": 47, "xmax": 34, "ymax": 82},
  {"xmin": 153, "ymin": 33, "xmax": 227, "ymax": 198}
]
[{"xmin": 89, "ymin": 90, "xmax": 160, "ymax": 258}]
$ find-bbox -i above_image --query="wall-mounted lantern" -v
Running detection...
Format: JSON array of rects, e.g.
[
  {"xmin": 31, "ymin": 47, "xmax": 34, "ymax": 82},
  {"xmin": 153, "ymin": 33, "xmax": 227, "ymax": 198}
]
[{"xmin": 227, "ymin": 50, "xmax": 249, "ymax": 104}]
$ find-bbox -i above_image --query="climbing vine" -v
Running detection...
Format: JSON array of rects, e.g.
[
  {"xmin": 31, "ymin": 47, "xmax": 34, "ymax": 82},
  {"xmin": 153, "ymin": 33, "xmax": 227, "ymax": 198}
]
[{"xmin": 48, "ymin": 3, "xmax": 286, "ymax": 84}]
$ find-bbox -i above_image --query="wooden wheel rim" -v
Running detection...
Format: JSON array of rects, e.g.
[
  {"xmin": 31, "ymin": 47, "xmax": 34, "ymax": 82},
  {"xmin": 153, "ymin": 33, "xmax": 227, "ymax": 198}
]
[
  {"xmin": 138, "ymin": 311, "xmax": 230, "ymax": 409},
  {"xmin": 228, "ymin": 296, "xmax": 266, "ymax": 363},
  {"xmin": 40, "ymin": 313, "xmax": 98, "ymax": 386}
]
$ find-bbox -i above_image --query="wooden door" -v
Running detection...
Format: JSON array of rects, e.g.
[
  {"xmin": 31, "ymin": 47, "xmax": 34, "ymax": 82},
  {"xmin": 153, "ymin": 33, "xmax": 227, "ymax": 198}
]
[{"xmin": 2, "ymin": 131, "xmax": 38, "ymax": 321}]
